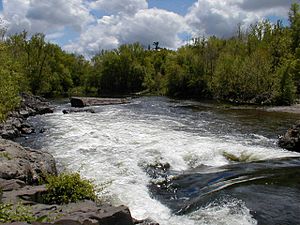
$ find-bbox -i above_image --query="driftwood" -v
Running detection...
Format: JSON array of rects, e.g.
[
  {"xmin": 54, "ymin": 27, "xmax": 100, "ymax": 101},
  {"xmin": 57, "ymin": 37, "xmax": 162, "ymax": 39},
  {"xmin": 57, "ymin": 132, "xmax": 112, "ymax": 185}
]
[{"xmin": 70, "ymin": 97, "xmax": 130, "ymax": 108}]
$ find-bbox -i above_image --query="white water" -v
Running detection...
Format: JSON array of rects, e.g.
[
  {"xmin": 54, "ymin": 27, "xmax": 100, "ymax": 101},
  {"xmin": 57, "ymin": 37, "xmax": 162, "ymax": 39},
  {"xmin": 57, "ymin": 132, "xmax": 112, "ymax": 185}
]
[{"xmin": 37, "ymin": 97, "xmax": 299, "ymax": 225}]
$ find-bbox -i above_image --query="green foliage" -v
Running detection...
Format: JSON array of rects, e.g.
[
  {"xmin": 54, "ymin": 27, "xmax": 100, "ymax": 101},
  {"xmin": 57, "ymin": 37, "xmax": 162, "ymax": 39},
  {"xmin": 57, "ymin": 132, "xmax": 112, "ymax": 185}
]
[
  {"xmin": 0, "ymin": 152, "xmax": 12, "ymax": 160},
  {"xmin": 0, "ymin": 203, "xmax": 35, "ymax": 223},
  {"xmin": 44, "ymin": 172, "xmax": 97, "ymax": 204},
  {"xmin": 289, "ymin": 3, "xmax": 300, "ymax": 53},
  {"xmin": 0, "ymin": 2, "xmax": 300, "ymax": 110},
  {"xmin": 0, "ymin": 43, "xmax": 21, "ymax": 121},
  {"xmin": 223, "ymin": 151, "xmax": 259, "ymax": 163},
  {"xmin": 92, "ymin": 43, "xmax": 147, "ymax": 95},
  {"xmin": 275, "ymin": 61, "xmax": 297, "ymax": 105}
]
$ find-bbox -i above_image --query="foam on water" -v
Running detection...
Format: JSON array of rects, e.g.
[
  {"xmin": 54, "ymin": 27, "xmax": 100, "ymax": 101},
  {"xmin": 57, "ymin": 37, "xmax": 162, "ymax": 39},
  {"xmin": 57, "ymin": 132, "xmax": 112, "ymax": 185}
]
[{"xmin": 38, "ymin": 98, "xmax": 300, "ymax": 225}]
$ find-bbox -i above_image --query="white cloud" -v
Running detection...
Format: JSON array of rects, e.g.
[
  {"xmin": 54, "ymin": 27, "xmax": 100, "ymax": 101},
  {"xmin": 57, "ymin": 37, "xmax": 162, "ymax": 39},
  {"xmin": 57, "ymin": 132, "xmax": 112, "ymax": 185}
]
[
  {"xmin": 65, "ymin": 8, "xmax": 186, "ymax": 56},
  {"xmin": 185, "ymin": 0, "xmax": 293, "ymax": 38},
  {"xmin": 185, "ymin": 0, "xmax": 259, "ymax": 37},
  {"xmin": 1, "ymin": 0, "xmax": 295, "ymax": 56},
  {"xmin": 90, "ymin": 0, "xmax": 148, "ymax": 15},
  {"xmin": 2, "ymin": 0, "xmax": 93, "ymax": 35}
]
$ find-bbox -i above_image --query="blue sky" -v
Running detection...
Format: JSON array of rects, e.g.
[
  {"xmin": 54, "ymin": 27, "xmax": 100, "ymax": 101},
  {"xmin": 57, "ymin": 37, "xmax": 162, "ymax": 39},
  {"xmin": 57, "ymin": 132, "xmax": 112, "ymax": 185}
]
[
  {"xmin": 148, "ymin": 0, "xmax": 195, "ymax": 15},
  {"xmin": 0, "ymin": 0, "xmax": 293, "ymax": 56}
]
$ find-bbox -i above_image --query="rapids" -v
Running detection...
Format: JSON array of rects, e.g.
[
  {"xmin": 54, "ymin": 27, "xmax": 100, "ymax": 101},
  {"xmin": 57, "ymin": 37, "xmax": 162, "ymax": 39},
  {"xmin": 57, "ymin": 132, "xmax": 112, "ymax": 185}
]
[{"xmin": 20, "ymin": 97, "xmax": 300, "ymax": 225}]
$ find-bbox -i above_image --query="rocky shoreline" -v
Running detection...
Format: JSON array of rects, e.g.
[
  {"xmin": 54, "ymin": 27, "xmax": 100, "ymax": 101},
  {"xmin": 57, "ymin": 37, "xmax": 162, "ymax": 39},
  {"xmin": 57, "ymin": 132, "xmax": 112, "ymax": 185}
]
[
  {"xmin": 0, "ymin": 94, "xmax": 157, "ymax": 225},
  {"xmin": 0, "ymin": 93, "xmax": 53, "ymax": 140}
]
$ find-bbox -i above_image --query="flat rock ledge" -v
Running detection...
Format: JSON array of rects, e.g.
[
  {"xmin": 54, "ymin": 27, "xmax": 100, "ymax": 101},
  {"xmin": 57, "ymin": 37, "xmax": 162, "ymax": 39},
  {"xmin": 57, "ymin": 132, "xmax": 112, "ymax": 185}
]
[
  {"xmin": 0, "ymin": 139, "xmax": 57, "ymax": 184},
  {"xmin": 0, "ymin": 93, "xmax": 53, "ymax": 140},
  {"xmin": 0, "ymin": 140, "xmax": 158, "ymax": 225},
  {"xmin": 278, "ymin": 121, "xmax": 300, "ymax": 152},
  {"xmin": 70, "ymin": 97, "xmax": 130, "ymax": 108}
]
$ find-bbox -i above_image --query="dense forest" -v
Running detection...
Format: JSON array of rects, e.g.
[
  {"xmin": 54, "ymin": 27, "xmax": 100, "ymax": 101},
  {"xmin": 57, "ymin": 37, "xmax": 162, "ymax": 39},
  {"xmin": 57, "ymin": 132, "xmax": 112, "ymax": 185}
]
[{"xmin": 1, "ymin": 3, "xmax": 300, "ymax": 121}]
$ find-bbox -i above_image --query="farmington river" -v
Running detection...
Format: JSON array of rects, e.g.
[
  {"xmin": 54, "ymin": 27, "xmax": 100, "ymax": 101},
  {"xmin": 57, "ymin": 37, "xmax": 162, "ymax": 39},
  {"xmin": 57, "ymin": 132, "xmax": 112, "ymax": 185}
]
[{"xmin": 20, "ymin": 97, "xmax": 300, "ymax": 225}]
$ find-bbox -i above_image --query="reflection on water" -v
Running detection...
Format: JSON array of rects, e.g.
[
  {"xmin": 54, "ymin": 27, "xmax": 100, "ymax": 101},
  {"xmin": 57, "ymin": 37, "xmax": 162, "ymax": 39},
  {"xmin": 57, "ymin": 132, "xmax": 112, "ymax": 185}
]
[{"xmin": 19, "ymin": 97, "xmax": 300, "ymax": 225}]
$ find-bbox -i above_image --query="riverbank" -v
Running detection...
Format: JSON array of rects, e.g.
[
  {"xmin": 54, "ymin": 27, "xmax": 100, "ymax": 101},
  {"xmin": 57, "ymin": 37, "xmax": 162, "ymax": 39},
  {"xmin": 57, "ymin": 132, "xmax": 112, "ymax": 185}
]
[
  {"xmin": 263, "ymin": 104, "xmax": 300, "ymax": 114},
  {"xmin": 0, "ymin": 94, "xmax": 157, "ymax": 225}
]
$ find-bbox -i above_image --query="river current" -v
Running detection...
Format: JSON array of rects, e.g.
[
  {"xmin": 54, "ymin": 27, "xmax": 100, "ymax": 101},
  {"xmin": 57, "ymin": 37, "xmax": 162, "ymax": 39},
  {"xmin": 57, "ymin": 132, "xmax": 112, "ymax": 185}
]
[{"xmin": 21, "ymin": 97, "xmax": 300, "ymax": 225}]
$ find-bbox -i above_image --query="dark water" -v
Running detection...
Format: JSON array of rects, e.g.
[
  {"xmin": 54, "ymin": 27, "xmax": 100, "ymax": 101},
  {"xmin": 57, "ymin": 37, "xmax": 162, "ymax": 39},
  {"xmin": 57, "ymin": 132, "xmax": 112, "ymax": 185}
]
[
  {"xmin": 148, "ymin": 157, "xmax": 300, "ymax": 225},
  {"xmin": 20, "ymin": 97, "xmax": 300, "ymax": 225}
]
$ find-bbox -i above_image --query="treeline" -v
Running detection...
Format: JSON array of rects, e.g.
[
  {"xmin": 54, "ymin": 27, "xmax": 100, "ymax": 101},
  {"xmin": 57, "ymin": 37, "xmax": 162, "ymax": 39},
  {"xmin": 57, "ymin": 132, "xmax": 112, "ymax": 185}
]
[
  {"xmin": 1, "ymin": 3, "xmax": 300, "ymax": 120},
  {"xmin": 0, "ymin": 32, "xmax": 93, "ymax": 120}
]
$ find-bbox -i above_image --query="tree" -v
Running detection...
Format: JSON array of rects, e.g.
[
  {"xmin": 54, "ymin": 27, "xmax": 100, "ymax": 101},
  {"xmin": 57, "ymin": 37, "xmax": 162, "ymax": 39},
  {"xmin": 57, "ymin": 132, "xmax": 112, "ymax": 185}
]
[{"xmin": 289, "ymin": 3, "xmax": 300, "ymax": 53}]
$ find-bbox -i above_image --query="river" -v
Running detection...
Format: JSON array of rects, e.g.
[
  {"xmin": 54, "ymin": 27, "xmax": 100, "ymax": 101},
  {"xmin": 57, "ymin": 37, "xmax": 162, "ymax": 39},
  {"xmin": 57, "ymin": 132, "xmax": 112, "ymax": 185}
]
[{"xmin": 19, "ymin": 97, "xmax": 300, "ymax": 225}]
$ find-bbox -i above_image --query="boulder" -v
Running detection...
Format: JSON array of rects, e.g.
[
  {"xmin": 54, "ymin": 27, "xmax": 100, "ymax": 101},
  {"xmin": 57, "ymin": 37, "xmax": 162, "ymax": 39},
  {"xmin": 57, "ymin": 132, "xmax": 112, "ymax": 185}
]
[
  {"xmin": 48, "ymin": 201, "xmax": 134, "ymax": 225},
  {"xmin": 278, "ymin": 121, "xmax": 300, "ymax": 152},
  {"xmin": 70, "ymin": 97, "xmax": 129, "ymax": 108},
  {"xmin": 0, "ymin": 139, "xmax": 57, "ymax": 184},
  {"xmin": 19, "ymin": 93, "xmax": 54, "ymax": 117}
]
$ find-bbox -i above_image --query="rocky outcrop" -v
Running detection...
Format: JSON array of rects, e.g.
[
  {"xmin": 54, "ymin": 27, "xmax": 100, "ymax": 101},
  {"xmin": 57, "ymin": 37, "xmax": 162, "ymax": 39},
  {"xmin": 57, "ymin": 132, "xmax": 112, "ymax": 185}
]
[
  {"xmin": 0, "ymin": 93, "xmax": 53, "ymax": 140},
  {"xmin": 70, "ymin": 97, "xmax": 130, "ymax": 108},
  {"xmin": 278, "ymin": 121, "xmax": 300, "ymax": 152},
  {"xmin": 0, "ymin": 140, "xmax": 158, "ymax": 225},
  {"xmin": 18, "ymin": 93, "xmax": 53, "ymax": 118},
  {"xmin": 0, "ymin": 138, "xmax": 57, "ymax": 184}
]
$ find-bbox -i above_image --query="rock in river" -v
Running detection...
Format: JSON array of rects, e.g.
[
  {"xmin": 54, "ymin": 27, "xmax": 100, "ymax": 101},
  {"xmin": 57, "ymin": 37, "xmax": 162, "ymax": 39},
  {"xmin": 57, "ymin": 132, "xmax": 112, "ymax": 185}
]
[
  {"xmin": 278, "ymin": 121, "xmax": 300, "ymax": 152},
  {"xmin": 70, "ymin": 97, "xmax": 130, "ymax": 108}
]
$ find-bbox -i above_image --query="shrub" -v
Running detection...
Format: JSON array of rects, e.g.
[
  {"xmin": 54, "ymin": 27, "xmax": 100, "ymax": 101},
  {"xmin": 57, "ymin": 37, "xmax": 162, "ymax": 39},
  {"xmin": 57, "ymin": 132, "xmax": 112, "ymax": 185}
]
[{"xmin": 44, "ymin": 172, "xmax": 97, "ymax": 204}]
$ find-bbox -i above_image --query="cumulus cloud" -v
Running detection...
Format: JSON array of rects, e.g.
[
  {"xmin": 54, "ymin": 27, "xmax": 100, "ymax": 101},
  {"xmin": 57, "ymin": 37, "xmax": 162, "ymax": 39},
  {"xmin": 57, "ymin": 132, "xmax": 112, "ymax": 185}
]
[
  {"xmin": 185, "ymin": 0, "xmax": 256, "ymax": 37},
  {"xmin": 65, "ymin": 8, "xmax": 186, "ymax": 56},
  {"xmin": 185, "ymin": 0, "xmax": 293, "ymax": 38},
  {"xmin": 2, "ymin": 0, "xmax": 93, "ymax": 35},
  {"xmin": 90, "ymin": 0, "xmax": 148, "ymax": 15},
  {"xmin": 1, "ymin": 0, "xmax": 295, "ymax": 56}
]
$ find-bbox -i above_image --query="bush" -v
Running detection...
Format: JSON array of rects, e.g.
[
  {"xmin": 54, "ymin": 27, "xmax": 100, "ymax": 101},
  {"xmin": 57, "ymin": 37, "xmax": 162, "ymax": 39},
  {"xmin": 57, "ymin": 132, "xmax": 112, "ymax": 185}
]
[{"xmin": 44, "ymin": 172, "xmax": 97, "ymax": 204}]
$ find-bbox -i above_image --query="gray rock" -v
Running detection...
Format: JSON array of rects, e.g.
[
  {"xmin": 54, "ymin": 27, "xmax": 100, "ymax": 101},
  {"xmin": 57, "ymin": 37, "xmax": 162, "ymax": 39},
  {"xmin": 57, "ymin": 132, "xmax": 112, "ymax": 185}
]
[
  {"xmin": 70, "ymin": 97, "xmax": 129, "ymax": 108},
  {"xmin": 1, "ymin": 185, "xmax": 47, "ymax": 204},
  {"xmin": 278, "ymin": 121, "xmax": 300, "ymax": 152},
  {"xmin": 1, "ymin": 197, "xmax": 135, "ymax": 225},
  {"xmin": 0, "ymin": 178, "xmax": 26, "ymax": 191},
  {"xmin": 0, "ymin": 139, "xmax": 57, "ymax": 184},
  {"xmin": 50, "ymin": 201, "xmax": 134, "ymax": 225},
  {"xmin": 0, "ymin": 93, "xmax": 53, "ymax": 140}
]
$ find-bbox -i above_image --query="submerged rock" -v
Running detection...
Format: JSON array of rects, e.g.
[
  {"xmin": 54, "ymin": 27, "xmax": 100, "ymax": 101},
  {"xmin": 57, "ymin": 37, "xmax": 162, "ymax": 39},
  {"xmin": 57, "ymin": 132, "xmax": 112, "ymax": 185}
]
[
  {"xmin": 62, "ymin": 108, "xmax": 95, "ymax": 114},
  {"xmin": 70, "ymin": 97, "xmax": 130, "ymax": 108},
  {"xmin": 278, "ymin": 121, "xmax": 300, "ymax": 152}
]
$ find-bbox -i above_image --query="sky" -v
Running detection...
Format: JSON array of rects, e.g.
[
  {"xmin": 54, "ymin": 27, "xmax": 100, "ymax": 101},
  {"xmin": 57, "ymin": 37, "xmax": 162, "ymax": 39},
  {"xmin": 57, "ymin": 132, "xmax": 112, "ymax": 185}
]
[{"xmin": 0, "ymin": 0, "xmax": 295, "ymax": 57}]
